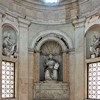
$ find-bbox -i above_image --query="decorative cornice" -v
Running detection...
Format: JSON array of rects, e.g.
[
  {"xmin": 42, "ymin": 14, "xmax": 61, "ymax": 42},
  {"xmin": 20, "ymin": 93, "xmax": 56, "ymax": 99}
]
[
  {"xmin": 68, "ymin": 48, "xmax": 75, "ymax": 52},
  {"xmin": 29, "ymin": 30, "xmax": 73, "ymax": 49},
  {"xmin": 14, "ymin": 0, "xmax": 74, "ymax": 7},
  {"xmin": 72, "ymin": 17, "xmax": 86, "ymax": 28},
  {"xmin": 18, "ymin": 17, "xmax": 31, "ymax": 28}
]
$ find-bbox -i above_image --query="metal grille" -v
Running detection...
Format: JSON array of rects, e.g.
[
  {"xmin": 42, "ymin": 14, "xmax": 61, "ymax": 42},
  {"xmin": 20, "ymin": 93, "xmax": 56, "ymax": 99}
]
[
  {"xmin": 2, "ymin": 61, "xmax": 15, "ymax": 98},
  {"xmin": 88, "ymin": 62, "xmax": 100, "ymax": 99}
]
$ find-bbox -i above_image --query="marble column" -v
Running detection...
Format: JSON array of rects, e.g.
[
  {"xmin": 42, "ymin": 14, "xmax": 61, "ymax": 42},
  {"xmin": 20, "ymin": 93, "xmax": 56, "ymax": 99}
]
[
  {"xmin": 33, "ymin": 51, "xmax": 37, "ymax": 82},
  {"xmin": 36, "ymin": 51, "xmax": 40, "ymax": 82},
  {"xmin": 28, "ymin": 51, "xmax": 34, "ymax": 100},
  {"xmin": 73, "ymin": 18, "xmax": 85, "ymax": 100},
  {"xmin": 0, "ymin": 13, "xmax": 2, "ymax": 100},
  {"xmin": 69, "ymin": 51, "xmax": 75, "ymax": 100},
  {"xmin": 63, "ymin": 52, "xmax": 69, "ymax": 82},
  {"xmin": 18, "ymin": 18, "xmax": 30, "ymax": 100}
]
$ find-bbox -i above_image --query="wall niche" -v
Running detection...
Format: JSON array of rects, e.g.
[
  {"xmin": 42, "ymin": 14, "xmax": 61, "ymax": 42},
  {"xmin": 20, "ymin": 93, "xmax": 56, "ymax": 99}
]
[
  {"xmin": 33, "ymin": 33, "xmax": 70, "ymax": 100},
  {"xmin": 85, "ymin": 25, "xmax": 100, "ymax": 59},
  {"xmin": 40, "ymin": 40, "xmax": 63, "ymax": 81},
  {"xmin": 2, "ymin": 25, "xmax": 17, "ymax": 58}
]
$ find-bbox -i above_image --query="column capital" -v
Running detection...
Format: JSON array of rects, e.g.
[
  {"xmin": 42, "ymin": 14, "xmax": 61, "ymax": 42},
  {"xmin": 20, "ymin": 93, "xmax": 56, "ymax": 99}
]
[
  {"xmin": 72, "ymin": 17, "xmax": 86, "ymax": 28},
  {"xmin": 61, "ymin": 48, "xmax": 69, "ymax": 53},
  {"xmin": 68, "ymin": 48, "xmax": 75, "ymax": 52},
  {"xmin": 18, "ymin": 17, "xmax": 31, "ymax": 28},
  {"xmin": 28, "ymin": 48, "xmax": 34, "ymax": 53},
  {"xmin": 69, "ymin": 51, "xmax": 75, "ymax": 55}
]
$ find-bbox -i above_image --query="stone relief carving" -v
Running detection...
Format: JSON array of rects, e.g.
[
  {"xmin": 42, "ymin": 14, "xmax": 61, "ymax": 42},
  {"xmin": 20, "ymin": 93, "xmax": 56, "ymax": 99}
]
[
  {"xmin": 2, "ymin": 30, "xmax": 17, "ymax": 58},
  {"xmin": 34, "ymin": 82, "xmax": 69, "ymax": 100},
  {"xmin": 44, "ymin": 54, "xmax": 59, "ymax": 81},
  {"xmin": 90, "ymin": 35, "xmax": 100, "ymax": 58}
]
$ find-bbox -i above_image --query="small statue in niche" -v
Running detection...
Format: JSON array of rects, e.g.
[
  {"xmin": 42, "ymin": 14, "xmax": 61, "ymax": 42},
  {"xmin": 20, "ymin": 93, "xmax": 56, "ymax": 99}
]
[
  {"xmin": 90, "ymin": 35, "xmax": 100, "ymax": 58},
  {"xmin": 2, "ymin": 33, "xmax": 17, "ymax": 58},
  {"xmin": 44, "ymin": 54, "xmax": 59, "ymax": 81}
]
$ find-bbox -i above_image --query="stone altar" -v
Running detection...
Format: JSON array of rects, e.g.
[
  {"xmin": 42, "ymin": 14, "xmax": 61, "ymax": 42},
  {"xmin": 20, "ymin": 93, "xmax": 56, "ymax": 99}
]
[{"xmin": 33, "ymin": 81, "xmax": 69, "ymax": 100}]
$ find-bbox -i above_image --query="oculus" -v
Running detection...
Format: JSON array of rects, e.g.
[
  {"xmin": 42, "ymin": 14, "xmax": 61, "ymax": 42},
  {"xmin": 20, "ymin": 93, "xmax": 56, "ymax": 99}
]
[{"xmin": 44, "ymin": 0, "xmax": 59, "ymax": 5}]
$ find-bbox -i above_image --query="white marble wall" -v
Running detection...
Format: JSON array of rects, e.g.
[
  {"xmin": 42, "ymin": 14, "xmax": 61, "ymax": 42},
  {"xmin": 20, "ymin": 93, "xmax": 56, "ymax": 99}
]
[{"xmin": 0, "ymin": 8, "xmax": 99, "ymax": 100}]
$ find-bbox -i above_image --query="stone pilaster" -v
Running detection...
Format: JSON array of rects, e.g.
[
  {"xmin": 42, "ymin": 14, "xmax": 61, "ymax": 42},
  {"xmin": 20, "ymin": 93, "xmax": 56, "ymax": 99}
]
[
  {"xmin": 28, "ymin": 51, "xmax": 34, "ymax": 100},
  {"xmin": 36, "ymin": 51, "xmax": 40, "ymax": 82},
  {"xmin": 0, "ymin": 13, "xmax": 2, "ymax": 100},
  {"xmin": 73, "ymin": 18, "xmax": 86, "ymax": 100},
  {"xmin": 18, "ymin": 18, "xmax": 30, "ymax": 100},
  {"xmin": 63, "ymin": 51, "xmax": 69, "ymax": 82},
  {"xmin": 33, "ymin": 51, "xmax": 37, "ymax": 82},
  {"xmin": 69, "ymin": 51, "xmax": 75, "ymax": 100}
]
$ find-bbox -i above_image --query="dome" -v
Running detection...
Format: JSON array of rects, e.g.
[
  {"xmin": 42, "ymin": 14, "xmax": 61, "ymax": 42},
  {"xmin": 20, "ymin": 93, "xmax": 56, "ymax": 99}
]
[{"xmin": 0, "ymin": 0, "xmax": 100, "ymax": 24}]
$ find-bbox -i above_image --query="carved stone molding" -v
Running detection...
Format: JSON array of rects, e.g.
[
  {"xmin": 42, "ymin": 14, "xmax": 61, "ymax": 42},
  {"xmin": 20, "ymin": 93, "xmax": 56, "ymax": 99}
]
[
  {"xmin": 33, "ymin": 82, "xmax": 69, "ymax": 100},
  {"xmin": 18, "ymin": 18, "xmax": 31, "ymax": 28},
  {"xmin": 29, "ymin": 30, "xmax": 73, "ymax": 50},
  {"xmin": 35, "ymin": 36, "xmax": 68, "ymax": 52},
  {"xmin": 85, "ymin": 14, "xmax": 100, "ymax": 33},
  {"xmin": 72, "ymin": 17, "xmax": 86, "ymax": 28}
]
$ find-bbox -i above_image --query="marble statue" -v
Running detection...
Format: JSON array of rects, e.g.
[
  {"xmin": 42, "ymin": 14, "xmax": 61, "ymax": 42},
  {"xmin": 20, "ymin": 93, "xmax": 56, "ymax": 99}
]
[
  {"xmin": 2, "ymin": 33, "xmax": 17, "ymax": 58},
  {"xmin": 44, "ymin": 54, "xmax": 59, "ymax": 81},
  {"xmin": 90, "ymin": 35, "xmax": 100, "ymax": 58}
]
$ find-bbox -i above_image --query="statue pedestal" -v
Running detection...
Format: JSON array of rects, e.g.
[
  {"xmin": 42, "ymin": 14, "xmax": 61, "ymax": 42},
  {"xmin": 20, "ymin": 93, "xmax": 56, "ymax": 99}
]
[
  {"xmin": 33, "ymin": 81, "xmax": 69, "ymax": 100},
  {"xmin": 91, "ymin": 54, "xmax": 96, "ymax": 58}
]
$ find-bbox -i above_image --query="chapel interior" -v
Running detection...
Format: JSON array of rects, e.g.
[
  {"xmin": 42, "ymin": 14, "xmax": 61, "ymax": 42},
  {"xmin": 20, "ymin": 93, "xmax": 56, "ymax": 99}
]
[{"xmin": 0, "ymin": 0, "xmax": 100, "ymax": 100}]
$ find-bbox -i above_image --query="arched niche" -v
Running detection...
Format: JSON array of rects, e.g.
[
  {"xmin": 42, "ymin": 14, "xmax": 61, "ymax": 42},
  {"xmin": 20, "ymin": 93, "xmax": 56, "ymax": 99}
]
[
  {"xmin": 2, "ymin": 24, "xmax": 17, "ymax": 58},
  {"xmin": 29, "ymin": 30, "xmax": 73, "ymax": 50},
  {"xmin": 40, "ymin": 41, "xmax": 63, "ymax": 81},
  {"xmin": 85, "ymin": 24, "xmax": 100, "ymax": 59},
  {"xmin": 33, "ymin": 34, "xmax": 69, "ymax": 82}
]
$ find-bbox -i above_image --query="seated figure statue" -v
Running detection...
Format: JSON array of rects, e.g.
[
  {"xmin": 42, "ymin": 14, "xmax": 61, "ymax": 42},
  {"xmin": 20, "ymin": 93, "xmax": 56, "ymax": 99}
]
[
  {"xmin": 44, "ymin": 54, "xmax": 59, "ymax": 81},
  {"xmin": 3, "ymin": 33, "xmax": 17, "ymax": 58},
  {"xmin": 90, "ymin": 35, "xmax": 100, "ymax": 57}
]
